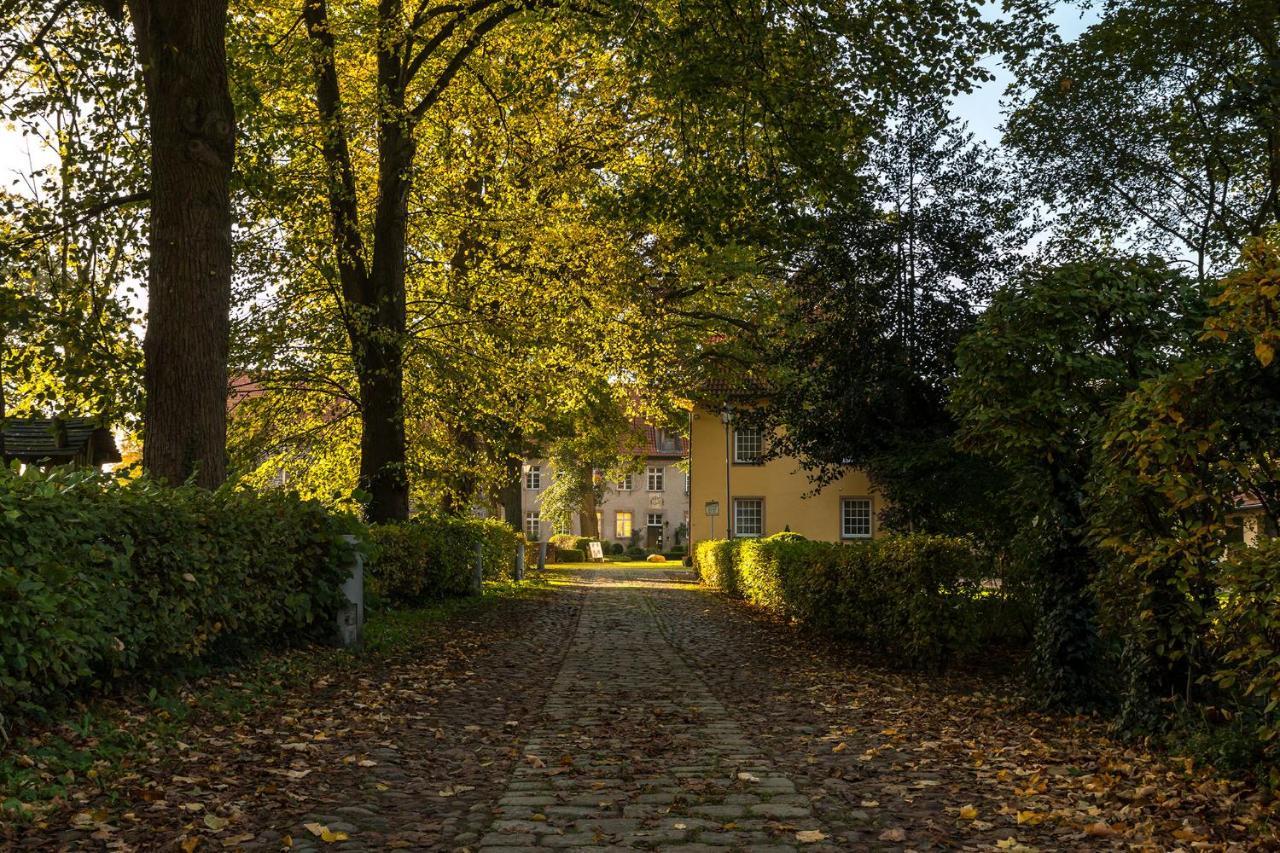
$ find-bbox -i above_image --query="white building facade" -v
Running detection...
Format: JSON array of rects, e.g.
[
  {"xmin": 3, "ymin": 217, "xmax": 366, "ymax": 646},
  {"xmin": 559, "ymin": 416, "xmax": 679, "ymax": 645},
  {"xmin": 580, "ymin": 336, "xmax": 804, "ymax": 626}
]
[{"xmin": 521, "ymin": 425, "xmax": 690, "ymax": 550}]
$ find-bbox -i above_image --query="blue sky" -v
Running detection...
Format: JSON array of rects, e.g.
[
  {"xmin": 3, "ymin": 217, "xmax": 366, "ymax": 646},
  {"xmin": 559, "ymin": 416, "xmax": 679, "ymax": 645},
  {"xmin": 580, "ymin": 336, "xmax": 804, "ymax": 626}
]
[{"xmin": 953, "ymin": 2, "xmax": 1099, "ymax": 146}]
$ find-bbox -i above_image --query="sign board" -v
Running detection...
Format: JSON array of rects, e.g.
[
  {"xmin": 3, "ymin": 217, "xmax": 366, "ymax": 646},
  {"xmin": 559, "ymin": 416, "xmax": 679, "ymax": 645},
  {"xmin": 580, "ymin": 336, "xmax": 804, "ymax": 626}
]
[
  {"xmin": 704, "ymin": 500, "xmax": 720, "ymax": 517},
  {"xmin": 587, "ymin": 541, "xmax": 604, "ymax": 562}
]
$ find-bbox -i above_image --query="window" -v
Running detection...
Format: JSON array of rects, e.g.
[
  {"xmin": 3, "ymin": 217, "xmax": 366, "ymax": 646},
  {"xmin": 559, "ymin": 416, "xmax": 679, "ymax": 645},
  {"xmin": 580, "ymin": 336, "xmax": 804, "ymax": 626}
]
[
  {"xmin": 684, "ymin": 472, "xmax": 690, "ymax": 494},
  {"xmin": 553, "ymin": 518, "xmax": 571, "ymax": 536},
  {"xmin": 524, "ymin": 511, "xmax": 541, "ymax": 540},
  {"xmin": 525, "ymin": 464, "xmax": 542, "ymax": 490},
  {"xmin": 841, "ymin": 498, "xmax": 872, "ymax": 539},
  {"xmin": 734, "ymin": 498, "xmax": 763, "ymax": 538},
  {"xmin": 734, "ymin": 426, "xmax": 762, "ymax": 463},
  {"xmin": 647, "ymin": 512, "xmax": 663, "ymax": 527},
  {"xmin": 617, "ymin": 474, "xmax": 633, "ymax": 491},
  {"xmin": 647, "ymin": 465, "xmax": 664, "ymax": 491},
  {"xmin": 615, "ymin": 511, "xmax": 633, "ymax": 538}
]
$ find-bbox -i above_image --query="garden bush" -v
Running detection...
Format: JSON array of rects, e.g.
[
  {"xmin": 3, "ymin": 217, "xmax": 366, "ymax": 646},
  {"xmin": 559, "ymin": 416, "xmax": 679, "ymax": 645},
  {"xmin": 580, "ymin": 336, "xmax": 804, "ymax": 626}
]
[
  {"xmin": 368, "ymin": 514, "xmax": 518, "ymax": 606},
  {"xmin": 0, "ymin": 467, "xmax": 359, "ymax": 715},
  {"xmin": 1212, "ymin": 540, "xmax": 1280, "ymax": 763},
  {"xmin": 693, "ymin": 539, "xmax": 741, "ymax": 594},
  {"xmin": 548, "ymin": 533, "xmax": 578, "ymax": 552},
  {"xmin": 556, "ymin": 548, "xmax": 585, "ymax": 563},
  {"xmin": 696, "ymin": 534, "xmax": 985, "ymax": 669},
  {"xmin": 609, "ymin": 542, "xmax": 624, "ymax": 555},
  {"xmin": 573, "ymin": 537, "xmax": 593, "ymax": 552}
]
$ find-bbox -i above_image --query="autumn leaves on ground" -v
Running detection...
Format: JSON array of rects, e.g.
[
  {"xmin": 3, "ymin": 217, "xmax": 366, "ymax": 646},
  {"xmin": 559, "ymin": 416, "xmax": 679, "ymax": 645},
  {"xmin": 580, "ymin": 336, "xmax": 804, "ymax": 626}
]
[{"xmin": 3, "ymin": 567, "xmax": 1274, "ymax": 851}]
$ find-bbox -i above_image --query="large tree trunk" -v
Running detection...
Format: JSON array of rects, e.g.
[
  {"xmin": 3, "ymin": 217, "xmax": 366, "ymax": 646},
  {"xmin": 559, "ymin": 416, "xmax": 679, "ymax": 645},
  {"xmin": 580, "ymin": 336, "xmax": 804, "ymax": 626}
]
[
  {"xmin": 126, "ymin": 0, "xmax": 234, "ymax": 487},
  {"xmin": 578, "ymin": 468, "xmax": 599, "ymax": 537}
]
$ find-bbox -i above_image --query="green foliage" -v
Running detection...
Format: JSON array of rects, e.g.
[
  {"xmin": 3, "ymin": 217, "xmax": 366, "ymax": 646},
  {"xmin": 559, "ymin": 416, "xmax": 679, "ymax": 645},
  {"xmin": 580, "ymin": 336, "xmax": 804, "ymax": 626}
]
[
  {"xmin": 697, "ymin": 535, "xmax": 989, "ymax": 669},
  {"xmin": 1213, "ymin": 540, "xmax": 1280, "ymax": 764},
  {"xmin": 1089, "ymin": 232, "xmax": 1280, "ymax": 732},
  {"xmin": 555, "ymin": 548, "xmax": 585, "ymax": 563},
  {"xmin": 953, "ymin": 256, "xmax": 1204, "ymax": 708},
  {"xmin": 548, "ymin": 534, "xmax": 580, "ymax": 553},
  {"xmin": 0, "ymin": 467, "xmax": 358, "ymax": 716},
  {"xmin": 367, "ymin": 515, "xmax": 518, "ymax": 607}
]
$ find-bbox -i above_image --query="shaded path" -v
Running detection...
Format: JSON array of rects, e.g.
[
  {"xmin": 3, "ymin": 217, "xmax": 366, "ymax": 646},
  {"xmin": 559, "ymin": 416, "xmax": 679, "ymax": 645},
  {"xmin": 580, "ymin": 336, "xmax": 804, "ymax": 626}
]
[{"xmin": 478, "ymin": 567, "xmax": 830, "ymax": 852}]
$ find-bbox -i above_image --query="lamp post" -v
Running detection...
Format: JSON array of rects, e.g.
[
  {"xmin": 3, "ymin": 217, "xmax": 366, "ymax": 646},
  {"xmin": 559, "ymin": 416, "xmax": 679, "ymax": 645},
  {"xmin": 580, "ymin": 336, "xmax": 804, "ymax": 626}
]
[{"xmin": 721, "ymin": 404, "xmax": 733, "ymax": 539}]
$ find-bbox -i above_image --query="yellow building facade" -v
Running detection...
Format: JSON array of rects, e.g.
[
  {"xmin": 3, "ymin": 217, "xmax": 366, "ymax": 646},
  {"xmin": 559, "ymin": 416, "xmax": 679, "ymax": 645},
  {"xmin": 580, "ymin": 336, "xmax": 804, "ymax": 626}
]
[{"xmin": 687, "ymin": 404, "xmax": 883, "ymax": 545}]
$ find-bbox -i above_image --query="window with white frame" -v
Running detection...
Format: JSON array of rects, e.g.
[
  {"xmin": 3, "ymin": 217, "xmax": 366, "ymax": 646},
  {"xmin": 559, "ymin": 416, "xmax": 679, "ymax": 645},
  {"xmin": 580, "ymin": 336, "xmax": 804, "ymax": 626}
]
[
  {"xmin": 524, "ymin": 511, "xmax": 541, "ymax": 540},
  {"xmin": 734, "ymin": 426, "xmax": 762, "ymax": 463},
  {"xmin": 647, "ymin": 465, "xmax": 664, "ymax": 491},
  {"xmin": 841, "ymin": 498, "xmax": 872, "ymax": 539},
  {"xmin": 525, "ymin": 464, "xmax": 542, "ymax": 490},
  {"xmin": 647, "ymin": 512, "xmax": 663, "ymax": 528},
  {"xmin": 615, "ymin": 511, "xmax": 633, "ymax": 538},
  {"xmin": 734, "ymin": 498, "xmax": 763, "ymax": 538},
  {"xmin": 617, "ymin": 474, "xmax": 633, "ymax": 491},
  {"xmin": 684, "ymin": 472, "xmax": 690, "ymax": 494}
]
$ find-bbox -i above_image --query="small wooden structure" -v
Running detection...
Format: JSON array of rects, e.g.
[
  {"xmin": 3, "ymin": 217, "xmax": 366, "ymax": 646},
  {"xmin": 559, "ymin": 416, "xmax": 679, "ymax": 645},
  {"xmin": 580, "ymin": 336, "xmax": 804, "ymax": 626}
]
[{"xmin": 2, "ymin": 416, "xmax": 122, "ymax": 469}]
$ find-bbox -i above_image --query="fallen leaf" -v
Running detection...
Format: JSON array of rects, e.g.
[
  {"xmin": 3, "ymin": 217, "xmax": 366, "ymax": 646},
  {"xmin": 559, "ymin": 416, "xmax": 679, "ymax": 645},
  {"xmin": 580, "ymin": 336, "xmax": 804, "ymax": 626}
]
[
  {"xmin": 879, "ymin": 828, "xmax": 907, "ymax": 842},
  {"xmin": 796, "ymin": 829, "xmax": 827, "ymax": 843},
  {"xmin": 959, "ymin": 804, "xmax": 978, "ymax": 821},
  {"xmin": 203, "ymin": 815, "xmax": 229, "ymax": 832}
]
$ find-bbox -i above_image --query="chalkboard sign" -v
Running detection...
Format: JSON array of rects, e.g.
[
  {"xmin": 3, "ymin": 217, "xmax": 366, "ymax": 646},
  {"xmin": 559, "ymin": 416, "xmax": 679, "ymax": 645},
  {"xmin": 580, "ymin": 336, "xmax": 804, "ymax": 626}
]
[{"xmin": 587, "ymin": 541, "xmax": 604, "ymax": 562}]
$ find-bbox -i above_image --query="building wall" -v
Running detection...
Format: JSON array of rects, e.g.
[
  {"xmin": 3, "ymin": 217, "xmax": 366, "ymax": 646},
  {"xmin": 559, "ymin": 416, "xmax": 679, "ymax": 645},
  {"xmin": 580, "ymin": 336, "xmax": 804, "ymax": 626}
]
[
  {"xmin": 687, "ymin": 406, "xmax": 883, "ymax": 545},
  {"xmin": 520, "ymin": 458, "xmax": 691, "ymax": 548}
]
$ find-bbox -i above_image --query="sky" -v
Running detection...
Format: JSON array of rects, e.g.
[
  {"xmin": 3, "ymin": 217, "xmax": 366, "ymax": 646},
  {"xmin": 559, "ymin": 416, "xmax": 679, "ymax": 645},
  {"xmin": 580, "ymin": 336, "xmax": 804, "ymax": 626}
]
[{"xmin": 953, "ymin": 2, "xmax": 1099, "ymax": 147}]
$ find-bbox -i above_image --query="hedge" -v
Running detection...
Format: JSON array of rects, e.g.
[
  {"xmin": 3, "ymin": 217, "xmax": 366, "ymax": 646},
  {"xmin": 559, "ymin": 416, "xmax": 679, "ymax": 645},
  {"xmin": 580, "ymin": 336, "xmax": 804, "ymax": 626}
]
[
  {"xmin": 556, "ymin": 548, "xmax": 585, "ymax": 563},
  {"xmin": 367, "ymin": 514, "xmax": 519, "ymax": 606},
  {"xmin": 0, "ymin": 467, "xmax": 359, "ymax": 715},
  {"xmin": 695, "ymin": 534, "xmax": 985, "ymax": 669},
  {"xmin": 1213, "ymin": 539, "xmax": 1280, "ymax": 761}
]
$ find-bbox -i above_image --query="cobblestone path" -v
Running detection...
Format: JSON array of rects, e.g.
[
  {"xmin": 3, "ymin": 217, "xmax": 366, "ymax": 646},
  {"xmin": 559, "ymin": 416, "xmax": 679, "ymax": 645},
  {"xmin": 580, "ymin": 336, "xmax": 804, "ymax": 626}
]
[{"xmin": 477, "ymin": 567, "xmax": 831, "ymax": 852}]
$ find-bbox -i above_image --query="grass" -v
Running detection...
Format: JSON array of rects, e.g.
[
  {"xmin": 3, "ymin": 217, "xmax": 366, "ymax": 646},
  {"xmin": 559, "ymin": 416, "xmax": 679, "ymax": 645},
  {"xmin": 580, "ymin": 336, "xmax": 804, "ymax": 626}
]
[{"xmin": 0, "ymin": 578, "xmax": 546, "ymax": 822}]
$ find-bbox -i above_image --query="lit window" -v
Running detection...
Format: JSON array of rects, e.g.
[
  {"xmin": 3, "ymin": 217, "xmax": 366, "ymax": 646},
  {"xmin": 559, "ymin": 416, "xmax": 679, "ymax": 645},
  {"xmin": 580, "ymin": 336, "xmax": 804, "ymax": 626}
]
[
  {"xmin": 734, "ymin": 498, "xmax": 763, "ymax": 538},
  {"xmin": 734, "ymin": 427, "xmax": 762, "ymax": 463},
  {"xmin": 615, "ymin": 511, "xmax": 633, "ymax": 538},
  {"xmin": 841, "ymin": 498, "xmax": 872, "ymax": 539},
  {"xmin": 524, "ymin": 511, "xmax": 541, "ymax": 540},
  {"xmin": 647, "ymin": 465, "xmax": 664, "ymax": 491},
  {"xmin": 525, "ymin": 465, "xmax": 542, "ymax": 490},
  {"xmin": 617, "ymin": 474, "xmax": 633, "ymax": 491}
]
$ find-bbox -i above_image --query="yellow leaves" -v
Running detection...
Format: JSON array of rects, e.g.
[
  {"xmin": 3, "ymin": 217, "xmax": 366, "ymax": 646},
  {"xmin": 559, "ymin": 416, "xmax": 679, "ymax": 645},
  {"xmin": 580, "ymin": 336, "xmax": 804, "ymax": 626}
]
[
  {"xmin": 995, "ymin": 839, "xmax": 1039, "ymax": 852},
  {"xmin": 878, "ymin": 827, "xmax": 907, "ymax": 842},
  {"xmin": 795, "ymin": 829, "xmax": 826, "ymax": 843},
  {"xmin": 831, "ymin": 741, "xmax": 847, "ymax": 753},
  {"xmin": 958, "ymin": 804, "xmax": 978, "ymax": 821},
  {"xmin": 180, "ymin": 838, "xmax": 201, "ymax": 853},
  {"xmin": 437, "ymin": 783, "xmax": 475, "ymax": 797},
  {"xmin": 1083, "ymin": 821, "xmax": 1115, "ymax": 837},
  {"xmin": 304, "ymin": 822, "xmax": 349, "ymax": 843},
  {"xmin": 1015, "ymin": 809, "xmax": 1047, "ymax": 825},
  {"xmin": 1256, "ymin": 340, "xmax": 1275, "ymax": 367}
]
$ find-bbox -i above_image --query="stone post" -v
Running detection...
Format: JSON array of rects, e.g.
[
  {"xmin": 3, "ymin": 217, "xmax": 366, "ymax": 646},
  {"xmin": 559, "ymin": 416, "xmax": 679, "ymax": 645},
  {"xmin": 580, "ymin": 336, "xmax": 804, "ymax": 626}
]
[
  {"xmin": 335, "ymin": 534, "xmax": 364, "ymax": 648},
  {"xmin": 537, "ymin": 540, "xmax": 547, "ymax": 572},
  {"xmin": 514, "ymin": 541, "xmax": 525, "ymax": 581}
]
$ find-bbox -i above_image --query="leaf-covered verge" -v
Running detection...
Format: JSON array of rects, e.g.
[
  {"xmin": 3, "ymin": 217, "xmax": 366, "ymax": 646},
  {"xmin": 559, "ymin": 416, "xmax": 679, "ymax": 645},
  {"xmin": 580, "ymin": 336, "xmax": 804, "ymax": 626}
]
[
  {"xmin": 0, "ymin": 578, "xmax": 547, "ymax": 828},
  {"xmin": 0, "ymin": 466, "xmax": 363, "ymax": 718}
]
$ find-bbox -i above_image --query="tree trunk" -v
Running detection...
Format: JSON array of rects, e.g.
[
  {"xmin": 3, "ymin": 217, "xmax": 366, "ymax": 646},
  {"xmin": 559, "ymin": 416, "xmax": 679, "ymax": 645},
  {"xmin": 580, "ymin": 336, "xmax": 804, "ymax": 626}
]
[
  {"xmin": 126, "ymin": 0, "xmax": 234, "ymax": 488},
  {"xmin": 499, "ymin": 453, "xmax": 523, "ymax": 530},
  {"xmin": 578, "ymin": 468, "xmax": 599, "ymax": 537}
]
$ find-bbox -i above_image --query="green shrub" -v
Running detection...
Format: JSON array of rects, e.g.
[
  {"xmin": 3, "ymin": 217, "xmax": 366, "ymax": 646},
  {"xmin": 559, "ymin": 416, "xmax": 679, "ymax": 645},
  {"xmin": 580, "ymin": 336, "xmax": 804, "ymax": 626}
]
[
  {"xmin": 609, "ymin": 542, "xmax": 624, "ymax": 555},
  {"xmin": 573, "ymin": 536, "xmax": 593, "ymax": 551},
  {"xmin": 368, "ymin": 514, "xmax": 518, "ymax": 606},
  {"xmin": 696, "ymin": 534, "xmax": 985, "ymax": 669},
  {"xmin": 548, "ymin": 533, "xmax": 578, "ymax": 552},
  {"xmin": 0, "ymin": 467, "xmax": 359, "ymax": 716},
  {"xmin": 764, "ymin": 531, "xmax": 806, "ymax": 542},
  {"xmin": 1213, "ymin": 540, "xmax": 1280, "ymax": 763},
  {"xmin": 669, "ymin": 544, "xmax": 687, "ymax": 555},
  {"xmin": 694, "ymin": 539, "xmax": 742, "ymax": 594},
  {"xmin": 557, "ymin": 548, "xmax": 585, "ymax": 563},
  {"xmin": 625, "ymin": 545, "xmax": 645, "ymax": 558}
]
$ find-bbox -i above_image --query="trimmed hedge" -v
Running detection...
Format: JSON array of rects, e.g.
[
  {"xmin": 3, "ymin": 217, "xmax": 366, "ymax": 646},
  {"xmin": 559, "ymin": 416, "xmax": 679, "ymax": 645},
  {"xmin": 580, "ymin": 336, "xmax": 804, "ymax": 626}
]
[
  {"xmin": 0, "ymin": 467, "xmax": 359, "ymax": 715},
  {"xmin": 367, "ymin": 514, "xmax": 518, "ymax": 606},
  {"xmin": 695, "ymin": 534, "xmax": 985, "ymax": 669},
  {"xmin": 556, "ymin": 548, "xmax": 585, "ymax": 563}
]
